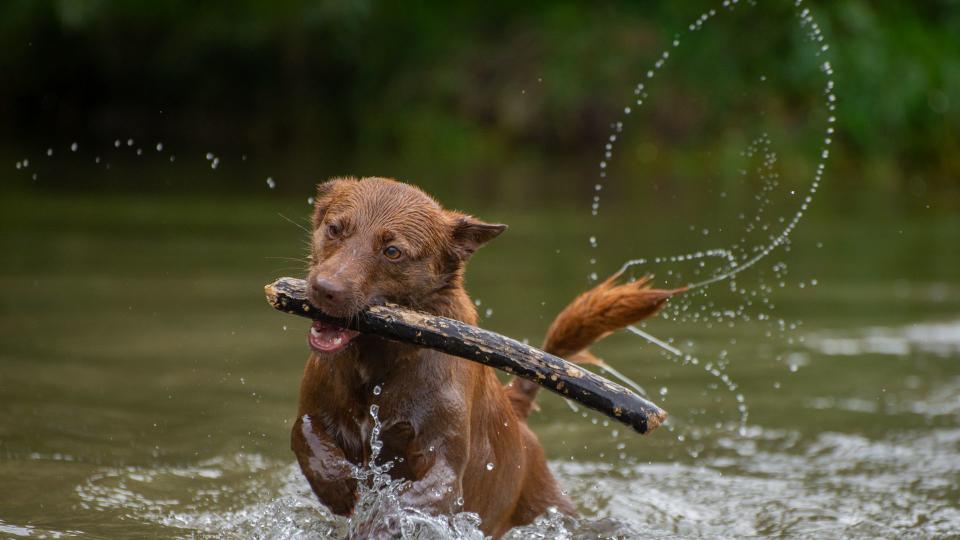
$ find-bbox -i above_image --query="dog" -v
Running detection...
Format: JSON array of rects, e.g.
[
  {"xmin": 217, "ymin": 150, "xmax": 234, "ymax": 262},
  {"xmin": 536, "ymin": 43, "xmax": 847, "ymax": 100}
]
[{"xmin": 292, "ymin": 177, "xmax": 671, "ymax": 537}]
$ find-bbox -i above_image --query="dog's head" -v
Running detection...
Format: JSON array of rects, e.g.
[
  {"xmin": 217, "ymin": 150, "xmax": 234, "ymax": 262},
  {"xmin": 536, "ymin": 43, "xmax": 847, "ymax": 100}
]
[{"xmin": 304, "ymin": 177, "xmax": 505, "ymax": 354}]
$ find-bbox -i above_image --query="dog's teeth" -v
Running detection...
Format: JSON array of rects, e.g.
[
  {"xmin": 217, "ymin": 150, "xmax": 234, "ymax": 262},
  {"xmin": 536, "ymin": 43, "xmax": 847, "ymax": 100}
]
[{"xmin": 334, "ymin": 336, "xmax": 343, "ymax": 345}]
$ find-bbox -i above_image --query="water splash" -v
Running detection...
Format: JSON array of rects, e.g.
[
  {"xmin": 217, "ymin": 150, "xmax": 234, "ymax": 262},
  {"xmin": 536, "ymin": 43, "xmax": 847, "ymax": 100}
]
[
  {"xmin": 342, "ymin": 403, "xmax": 641, "ymax": 538},
  {"xmin": 343, "ymin": 403, "xmax": 488, "ymax": 538},
  {"xmin": 587, "ymin": 0, "xmax": 836, "ymax": 436},
  {"xmin": 10, "ymin": 136, "xmax": 286, "ymax": 193},
  {"xmin": 49, "ymin": 421, "xmax": 956, "ymax": 539}
]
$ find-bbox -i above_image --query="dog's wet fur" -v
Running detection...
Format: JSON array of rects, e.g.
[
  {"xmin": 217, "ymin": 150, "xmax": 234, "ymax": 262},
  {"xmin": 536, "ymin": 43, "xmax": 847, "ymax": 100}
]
[{"xmin": 293, "ymin": 177, "xmax": 671, "ymax": 537}]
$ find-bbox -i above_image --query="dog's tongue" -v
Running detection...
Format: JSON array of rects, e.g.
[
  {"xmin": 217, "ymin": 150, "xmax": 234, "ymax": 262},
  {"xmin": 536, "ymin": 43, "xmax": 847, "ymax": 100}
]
[{"xmin": 308, "ymin": 320, "xmax": 360, "ymax": 353}]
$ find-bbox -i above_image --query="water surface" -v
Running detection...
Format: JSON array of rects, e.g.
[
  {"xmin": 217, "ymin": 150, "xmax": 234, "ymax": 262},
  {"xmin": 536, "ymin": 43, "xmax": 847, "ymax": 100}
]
[{"xmin": 1, "ymin": 192, "xmax": 958, "ymax": 538}]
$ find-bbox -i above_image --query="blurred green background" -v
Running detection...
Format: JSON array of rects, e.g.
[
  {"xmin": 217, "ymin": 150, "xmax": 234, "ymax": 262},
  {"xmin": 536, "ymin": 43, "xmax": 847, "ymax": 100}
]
[{"xmin": 1, "ymin": 0, "xmax": 957, "ymax": 210}]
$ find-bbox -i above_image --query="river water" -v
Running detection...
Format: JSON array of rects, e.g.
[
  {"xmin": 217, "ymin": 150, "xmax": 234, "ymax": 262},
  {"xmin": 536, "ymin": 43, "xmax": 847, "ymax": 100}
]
[{"xmin": 1, "ymin": 192, "xmax": 958, "ymax": 538}]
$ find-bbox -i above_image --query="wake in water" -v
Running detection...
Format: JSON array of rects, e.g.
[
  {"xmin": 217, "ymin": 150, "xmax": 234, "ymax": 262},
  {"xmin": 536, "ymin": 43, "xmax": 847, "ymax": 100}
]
[
  {"xmin": 118, "ymin": 403, "xmax": 639, "ymax": 539},
  {"xmin": 68, "ymin": 417, "xmax": 960, "ymax": 538}
]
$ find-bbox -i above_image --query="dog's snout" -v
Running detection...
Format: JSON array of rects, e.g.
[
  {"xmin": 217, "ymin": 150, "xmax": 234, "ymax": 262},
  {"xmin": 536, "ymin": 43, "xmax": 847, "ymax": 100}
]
[{"xmin": 313, "ymin": 276, "xmax": 346, "ymax": 303}]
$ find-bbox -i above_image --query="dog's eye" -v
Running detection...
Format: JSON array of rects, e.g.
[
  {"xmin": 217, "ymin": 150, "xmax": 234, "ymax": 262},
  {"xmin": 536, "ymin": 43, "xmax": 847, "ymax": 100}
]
[
  {"xmin": 326, "ymin": 222, "xmax": 341, "ymax": 238},
  {"xmin": 383, "ymin": 246, "xmax": 402, "ymax": 260}
]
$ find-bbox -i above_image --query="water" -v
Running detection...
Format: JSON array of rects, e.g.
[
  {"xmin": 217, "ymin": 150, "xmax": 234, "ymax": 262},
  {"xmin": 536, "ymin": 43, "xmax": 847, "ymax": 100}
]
[{"xmin": 0, "ymin": 191, "xmax": 958, "ymax": 538}]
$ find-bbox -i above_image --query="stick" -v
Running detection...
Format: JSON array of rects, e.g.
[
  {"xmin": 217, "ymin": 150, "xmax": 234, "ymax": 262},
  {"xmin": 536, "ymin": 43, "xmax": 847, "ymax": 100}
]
[{"xmin": 265, "ymin": 277, "xmax": 667, "ymax": 434}]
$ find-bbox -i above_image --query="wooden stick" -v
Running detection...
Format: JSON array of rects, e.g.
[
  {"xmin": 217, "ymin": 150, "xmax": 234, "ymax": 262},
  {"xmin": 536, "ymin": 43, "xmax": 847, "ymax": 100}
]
[{"xmin": 265, "ymin": 277, "xmax": 667, "ymax": 434}]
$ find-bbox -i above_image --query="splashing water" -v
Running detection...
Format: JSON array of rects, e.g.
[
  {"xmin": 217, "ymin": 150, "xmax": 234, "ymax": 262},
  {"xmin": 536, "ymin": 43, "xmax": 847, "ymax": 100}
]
[
  {"xmin": 342, "ymin": 404, "xmax": 488, "ymax": 539},
  {"xmin": 64, "ymin": 398, "xmax": 672, "ymax": 539},
  {"xmin": 586, "ymin": 0, "xmax": 836, "ymax": 440},
  {"xmin": 346, "ymin": 394, "xmax": 661, "ymax": 538},
  {"xmin": 10, "ymin": 136, "xmax": 290, "ymax": 193}
]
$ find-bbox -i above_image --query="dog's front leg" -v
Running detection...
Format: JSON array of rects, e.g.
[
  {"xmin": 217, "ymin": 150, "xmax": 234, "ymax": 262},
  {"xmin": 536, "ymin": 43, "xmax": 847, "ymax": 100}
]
[
  {"xmin": 291, "ymin": 413, "xmax": 358, "ymax": 516},
  {"xmin": 397, "ymin": 432, "xmax": 469, "ymax": 515}
]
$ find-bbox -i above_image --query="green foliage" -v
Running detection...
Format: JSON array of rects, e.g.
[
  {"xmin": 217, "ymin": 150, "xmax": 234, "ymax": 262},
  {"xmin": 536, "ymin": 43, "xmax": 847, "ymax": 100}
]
[{"xmin": 0, "ymin": 1, "xmax": 956, "ymax": 209}]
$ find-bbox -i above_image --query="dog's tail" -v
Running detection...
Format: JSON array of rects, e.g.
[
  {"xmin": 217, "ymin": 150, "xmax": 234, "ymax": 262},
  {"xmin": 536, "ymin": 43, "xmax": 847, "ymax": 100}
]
[{"xmin": 505, "ymin": 271, "xmax": 683, "ymax": 419}]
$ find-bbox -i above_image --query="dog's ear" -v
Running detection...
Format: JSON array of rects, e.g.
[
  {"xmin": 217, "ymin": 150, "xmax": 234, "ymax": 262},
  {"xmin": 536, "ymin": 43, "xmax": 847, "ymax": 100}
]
[
  {"xmin": 449, "ymin": 213, "xmax": 507, "ymax": 260},
  {"xmin": 312, "ymin": 177, "xmax": 356, "ymax": 228}
]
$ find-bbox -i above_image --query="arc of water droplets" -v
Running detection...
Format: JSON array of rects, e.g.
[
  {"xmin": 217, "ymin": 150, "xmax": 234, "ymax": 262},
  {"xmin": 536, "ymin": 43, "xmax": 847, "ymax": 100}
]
[{"xmin": 585, "ymin": 0, "xmax": 835, "ymax": 434}]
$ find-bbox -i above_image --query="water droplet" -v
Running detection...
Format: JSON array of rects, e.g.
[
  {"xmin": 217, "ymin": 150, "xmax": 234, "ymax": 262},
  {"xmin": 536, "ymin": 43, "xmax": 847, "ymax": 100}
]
[
  {"xmin": 266, "ymin": 177, "xmax": 276, "ymax": 189},
  {"xmin": 485, "ymin": 462, "xmax": 494, "ymax": 471},
  {"xmin": 372, "ymin": 385, "xmax": 382, "ymax": 396}
]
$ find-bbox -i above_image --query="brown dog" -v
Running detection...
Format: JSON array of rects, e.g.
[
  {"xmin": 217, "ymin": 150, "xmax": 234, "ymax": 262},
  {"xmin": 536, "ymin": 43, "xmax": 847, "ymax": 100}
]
[{"xmin": 292, "ymin": 177, "xmax": 670, "ymax": 537}]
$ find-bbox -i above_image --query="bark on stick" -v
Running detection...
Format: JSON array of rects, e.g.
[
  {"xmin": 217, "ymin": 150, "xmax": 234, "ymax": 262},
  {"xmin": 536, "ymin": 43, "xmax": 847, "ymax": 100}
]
[{"xmin": 265, "ymin": 277, "xmax": 667, "ymax": 434}]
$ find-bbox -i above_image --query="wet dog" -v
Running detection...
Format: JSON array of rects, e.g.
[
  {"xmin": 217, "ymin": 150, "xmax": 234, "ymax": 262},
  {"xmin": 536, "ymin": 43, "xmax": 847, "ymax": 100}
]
[{"xmin": 292, "ymin": 177, "xmax": 668, "ymax": 537}]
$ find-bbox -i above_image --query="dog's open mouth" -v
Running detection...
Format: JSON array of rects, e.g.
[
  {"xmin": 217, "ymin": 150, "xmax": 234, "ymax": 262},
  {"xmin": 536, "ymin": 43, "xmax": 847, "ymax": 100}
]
[{"xmin": 308, "ymin": 320, "xmax": 360, "ymax": 354}]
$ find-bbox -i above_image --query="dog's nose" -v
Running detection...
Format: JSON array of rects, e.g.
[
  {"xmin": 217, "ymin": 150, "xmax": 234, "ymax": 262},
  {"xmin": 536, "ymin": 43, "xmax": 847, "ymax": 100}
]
[{"xmin": 313, "ymin": 277, "xmax": 347, "ymax": 305}]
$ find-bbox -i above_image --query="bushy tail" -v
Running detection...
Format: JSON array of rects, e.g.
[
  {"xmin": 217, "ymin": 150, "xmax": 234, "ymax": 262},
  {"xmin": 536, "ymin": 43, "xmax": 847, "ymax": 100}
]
[{"xmin": 506, "ymin": 271, "xmax": 683, "ymax": 418}]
